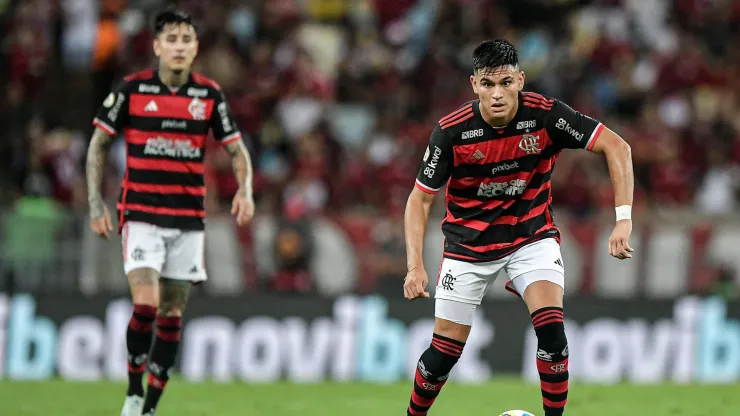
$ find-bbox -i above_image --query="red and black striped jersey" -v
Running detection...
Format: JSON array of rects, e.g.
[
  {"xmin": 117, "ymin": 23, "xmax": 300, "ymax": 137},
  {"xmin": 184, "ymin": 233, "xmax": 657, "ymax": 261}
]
[
  {"xmin": 92, "ymin": 69, "xmax": 242, "ymax": 231},
  {"xmin": 415, "ymin": 91, "xmax": 605, "ymax": 262}
]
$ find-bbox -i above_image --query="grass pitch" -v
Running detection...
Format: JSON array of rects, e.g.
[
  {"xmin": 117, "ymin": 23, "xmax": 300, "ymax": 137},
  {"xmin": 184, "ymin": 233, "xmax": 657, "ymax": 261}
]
[{"xmin": 1, "ymin": 378, "xmax": 737, "ymax": 415}]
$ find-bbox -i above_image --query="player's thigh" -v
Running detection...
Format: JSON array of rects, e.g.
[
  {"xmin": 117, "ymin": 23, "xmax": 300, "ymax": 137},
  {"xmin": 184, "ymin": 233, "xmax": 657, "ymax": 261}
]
[
  {"xmin": 122, "ymin": 222, "xmax": 166, "ymax": 305},
  {"xmin": 434, "ymin": 257, "xmax": 503, "ymax": 342},
  {"xmin": 505, "ymin": 238, "xmax": 565, "ymax": 313},
  {"xmin": 161, "ymin": 230, "xmax": 207, "ymax": 283}
]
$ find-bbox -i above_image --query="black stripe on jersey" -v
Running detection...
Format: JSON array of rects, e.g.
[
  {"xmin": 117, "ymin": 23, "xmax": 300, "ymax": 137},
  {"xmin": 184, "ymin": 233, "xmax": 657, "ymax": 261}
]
[
  {"xmin": 451, "ymin": 145, "xmax": 559, "ymax": 179},
  {"xmin": 126, "ymin": 143, "xmax": 205, "ymax": 162},
  {"xmin": 127, "ymin": 116, "xmax": 211, "ymax": 135},
  {"xmin": 447, "ymin": 183, "xmax": 551, "ymax": 223},
  {"xmin": 121, "ymin": 210, "xmax": 205, "ymax": 230},
  {"xmin": 443, "ymin": 231, "xmax": 561, "ymax": 262},
  {"xmin": 125, "ymin": 191, "xmax": 204, "ymax": 211},
  {"xmin": 447, "ymin": 168, "xmax": 553, "ymax": 201},
  {"xmin": 127, "ymin": 169, "xmax": 205, "ymax": 187},
  {"xmin": 443, "ymin": 210, "xmax": 550, "ymax": 246}
]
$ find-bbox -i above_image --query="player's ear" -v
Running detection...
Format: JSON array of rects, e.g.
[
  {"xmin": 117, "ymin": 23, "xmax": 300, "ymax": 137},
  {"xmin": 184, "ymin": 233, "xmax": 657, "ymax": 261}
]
[
  {"xmin": 470, "ymin": 74, "xmax": 478, "ymax": 94},
  {"xmin": 518, "ymin": 71, "xmax": 525, "ymax": 91},
  {"xmin": 153, "ymin": 39, "xmax": 161, "ymax": 57}
]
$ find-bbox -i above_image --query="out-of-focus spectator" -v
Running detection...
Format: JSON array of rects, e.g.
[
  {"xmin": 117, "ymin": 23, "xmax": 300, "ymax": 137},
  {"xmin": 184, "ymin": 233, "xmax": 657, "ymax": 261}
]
[{"xmin": 2, "ymin": 0, "xmax": 740, "ymax": 294}]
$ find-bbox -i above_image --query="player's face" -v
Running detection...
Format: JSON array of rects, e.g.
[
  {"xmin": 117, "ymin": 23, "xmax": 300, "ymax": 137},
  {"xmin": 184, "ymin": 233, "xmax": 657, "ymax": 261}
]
[
  {"xmin": 470, "ymin": 65, "xmax": 524, "ymax": 124},
  {"xmin": 153, "ymin": 23, "xmax": 198, "ymax": 73}
]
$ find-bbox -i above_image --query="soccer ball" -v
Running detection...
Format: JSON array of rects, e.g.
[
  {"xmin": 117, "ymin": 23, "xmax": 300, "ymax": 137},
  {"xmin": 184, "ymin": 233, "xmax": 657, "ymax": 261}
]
[{"xmin": 499, "ymin": 411, "xmax": 536, "ymax": 416}]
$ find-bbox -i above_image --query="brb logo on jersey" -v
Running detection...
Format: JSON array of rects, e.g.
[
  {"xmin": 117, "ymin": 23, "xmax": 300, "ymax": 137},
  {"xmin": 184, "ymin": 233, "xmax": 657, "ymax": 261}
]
[
  {"xmin": 462, "ymin": 129, "xmax": 484, "ymax": 140},
  {"xmin": 519, "ymin": 134, "xmax": 541, "ymax": 155}
]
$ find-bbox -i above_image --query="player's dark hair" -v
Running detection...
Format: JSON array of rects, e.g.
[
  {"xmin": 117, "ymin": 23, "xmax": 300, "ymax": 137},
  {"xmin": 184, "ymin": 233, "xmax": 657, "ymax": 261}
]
[
  {"xmin": 153, "ymin": 9, "xmax": 197, "ymax": 36},
  {"xmin": 472, "ymin": 39, "xmax": 519, "ymax": 74}
]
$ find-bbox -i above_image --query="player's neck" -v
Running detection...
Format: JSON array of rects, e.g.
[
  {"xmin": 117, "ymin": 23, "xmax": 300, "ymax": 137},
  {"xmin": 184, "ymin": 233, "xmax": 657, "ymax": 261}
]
[
  {"xmin": 158, "ymin": 66, "xmax": 190, "ymax": 90},
  {"xmin": 479, "ymin": 99, "xmax": 518, "ymax": 129}
]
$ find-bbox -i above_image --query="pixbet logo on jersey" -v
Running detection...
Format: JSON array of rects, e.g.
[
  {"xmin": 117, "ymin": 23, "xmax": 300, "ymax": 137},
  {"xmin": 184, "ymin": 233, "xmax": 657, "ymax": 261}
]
[
  {"xmin": 144, "ymin": 137, "xmax": 202, "ymax": 159},
  {"xmin": 491, "ymin": 161, "xmax": 519, "ymax": 175}
]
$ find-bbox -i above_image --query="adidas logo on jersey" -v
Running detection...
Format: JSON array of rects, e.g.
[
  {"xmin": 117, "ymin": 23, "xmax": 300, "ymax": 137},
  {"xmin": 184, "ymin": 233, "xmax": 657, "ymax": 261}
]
[
  {"xmin": 144, "ymin": 100, "xmax": 159, "ymax": 112},
  {"xmin": 469, "ymin": 150, "xmax": 485, "ymax": 162}
]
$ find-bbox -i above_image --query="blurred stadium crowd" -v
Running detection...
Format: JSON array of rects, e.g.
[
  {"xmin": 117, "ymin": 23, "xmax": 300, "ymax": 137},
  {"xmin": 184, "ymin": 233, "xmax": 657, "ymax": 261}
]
[{"xmin": 1, "ymin": 0, "xmax": 740, "ymax": 295}]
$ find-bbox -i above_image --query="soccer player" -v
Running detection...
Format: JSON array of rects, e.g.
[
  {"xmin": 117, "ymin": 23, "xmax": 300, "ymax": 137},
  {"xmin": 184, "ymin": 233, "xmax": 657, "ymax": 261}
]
[
  {"xmin": 85, "ymin": 10, "xmax": 254, "ymax": 416},
  {"xmin": 403, "ymin": 40, "xmax": 634, "ymax": 416}
]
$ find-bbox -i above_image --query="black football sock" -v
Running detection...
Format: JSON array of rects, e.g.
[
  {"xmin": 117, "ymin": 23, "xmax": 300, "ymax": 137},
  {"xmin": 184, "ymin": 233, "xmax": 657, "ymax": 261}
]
[
  {"xmin": 406, "ymin": 334, "xmax": 464, "ymax": 415},
  {"xmin": 141, "ymin": 316, "xmax": 181, "ymax": 414},
  {"xmin": 126, "ymin": 304, "xmax": 156, "ymax": 397},
  {"xmin": 532, "ymin": 307, "xmax": 569, "ymax": 416}
]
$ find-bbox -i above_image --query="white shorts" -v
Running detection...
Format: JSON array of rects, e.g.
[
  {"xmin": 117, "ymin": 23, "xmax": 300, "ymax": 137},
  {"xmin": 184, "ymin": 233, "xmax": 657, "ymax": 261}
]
[
  {"xmin": 122, "ymin": 221, "xmax": 207, "ymax": 282},
  {"xmin": 435, "ymin": 238, "xmax": 564, "ymax": 325}
]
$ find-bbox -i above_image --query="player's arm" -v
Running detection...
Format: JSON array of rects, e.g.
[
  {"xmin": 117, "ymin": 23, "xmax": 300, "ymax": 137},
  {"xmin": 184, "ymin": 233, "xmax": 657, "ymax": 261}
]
[
  {"xmin": 404, "ymin": 125, "xmax": 453, "ymax": 300},
  {"xmin": 86, "ymin": 127, "xmax": 115, "ymax": 214},
  {"xmin": 223, "ymin": 139, "xmax": 254, "ymax": 201},
  {"xmin": 87, "ymin": 86, "xmax": 128, "ymax": 238},
  {"xmin": 212, "ymin": 90, "xmax": 255, "ymax": 225},
  {"xmin": 546, "ymin": 99, "xmax": 634, "ymax": 259}
]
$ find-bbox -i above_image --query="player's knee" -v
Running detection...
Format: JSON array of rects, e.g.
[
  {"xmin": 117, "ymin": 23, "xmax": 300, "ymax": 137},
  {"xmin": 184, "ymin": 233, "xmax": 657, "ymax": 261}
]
[
  {"xmin": 419, "ymin": 334, "xmax": 465, "ymax": 381},
  {"xmin": 158, "ymin": 305, "xmax": 184, "ymax": 317},
  {"xmin": 532, "ymin": 307, "xmax": 568, "ymax": 353}
]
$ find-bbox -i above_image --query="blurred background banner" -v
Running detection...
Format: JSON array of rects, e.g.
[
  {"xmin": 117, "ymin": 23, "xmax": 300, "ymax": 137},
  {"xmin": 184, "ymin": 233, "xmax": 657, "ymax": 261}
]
[
  {"xmin": 3, "ymin": 294, "xmax": 740, "ymax": 384},
  {"xmin": 2, "ymin": 0, "xmax": 740, "ymax": 386}
]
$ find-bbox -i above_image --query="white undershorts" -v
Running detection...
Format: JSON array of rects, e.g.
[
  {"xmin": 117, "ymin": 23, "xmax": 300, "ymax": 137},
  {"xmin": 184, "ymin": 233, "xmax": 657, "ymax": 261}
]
[
  {"xmin": 122, "ymin": 221, "xmax": 207, "ymax": 281},
  {"xmin": 434, "ymin": 238, "xmax": 564, "ymax": 325}
]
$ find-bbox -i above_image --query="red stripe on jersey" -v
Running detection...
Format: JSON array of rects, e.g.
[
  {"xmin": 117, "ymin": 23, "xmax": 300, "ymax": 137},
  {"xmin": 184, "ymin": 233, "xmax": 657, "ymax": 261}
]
[
  {"xmin": 522, "ymin": 92, "xmax": 553, "ymax": 103},
  {"xmin": 124, "ymin": 69, "xmax": 155, "ymax": 82},
  {"xmin": 448, "ymin": 156, "xmax": 555, "ymax": 189},
  {"xmin": 124, "ymin": 128, "xmax": 207, "ymax": 147},
  {"xmin": 447, "ymin": 193, "xmax": 513, "ymax": 212},
  {"xmin": 489, "ymin": 201, "xmax": 549, "ymax": 226},
  {"xmin": 522, "ymin": 99, "xmax": 553, "ymax": 111},
  {"xmin": 440, "ymin": 111, "xmax": 474, "ymax": 129},
  {"xmin": 126, "ymin": 182, "xmax": 206, "ymax": 196},
  {"xmin": 192, "ymin": 72, "xmax": 221, "ymax": 90},
  {"xmin": 415, "ymin": 180, "xmax": 439, "ymax": 194},
  {"xmin": 459, "ymin": 223, "xmax": 558, "ymax": 253},
  {"xmin": 523, "ymin": 96, "xmax": 553, "ymax": 107},
  {"xmin": 439, "ymin": 103, "xmax": 473, "ymax": 124},
  {"xmin": 453, "ymin": 129, "xmax": 551, "ymax": 166},
  {"xmin": 118, "ymin": 203, "xmax": 206, "ymax": 217},
  {"xmin": 443, "ymin": 251, "xmax": 482, "ymax": 262},
  {"xmin": 587, "ymin": 124, "xmax": 605, "ymax": 151},
  {"xmin": 127, "ymin": 156, "xmax": 205, "ymax": 174},
  {"xmin": 93, "ymin": 118, "xmax": 117, "ymax": 135},
  {"xmin": 129, "ymin": 94, "xmax": 215, "ymax": 120}
]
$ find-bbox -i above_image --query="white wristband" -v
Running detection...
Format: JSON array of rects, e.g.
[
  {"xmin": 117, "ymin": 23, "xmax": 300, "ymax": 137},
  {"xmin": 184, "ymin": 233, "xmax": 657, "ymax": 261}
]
[{"xmin": 615, "ymin": 205, "xmax": 632, "ymax": 221}]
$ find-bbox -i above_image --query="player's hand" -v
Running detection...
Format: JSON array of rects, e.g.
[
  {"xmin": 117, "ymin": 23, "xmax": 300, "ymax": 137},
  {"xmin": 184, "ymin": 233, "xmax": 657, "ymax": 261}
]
[
  {"xmin": 231, "ymin": 192, "xmax": 255, "ymax": 226},
  {"xmin": 89, "ymin": 200, "xmax": 113, "ymax": 240},
  {"xmin": 403, "ymin": 267, "xmax": 430, "ymax": 300},
  {"xmin": 608, "ymin": 219, "xmax": 634, "ymax": 260}
]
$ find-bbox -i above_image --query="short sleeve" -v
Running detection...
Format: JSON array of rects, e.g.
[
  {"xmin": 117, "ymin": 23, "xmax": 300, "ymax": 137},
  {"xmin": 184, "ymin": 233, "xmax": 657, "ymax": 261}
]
[
  {"xmin": 210, "ymin": 90, "xmax": 242, "ymax": 145},
  {"xmin": 92, "ymin": 82, "xmax": 130, "ymax": 136},
  {"xmin": 415, "ymin": 125, "xmax": 453, "ymax": 194},
  {"xmin": 546, "ymin": 99, "xmax": 604, "ymax": 151}
]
